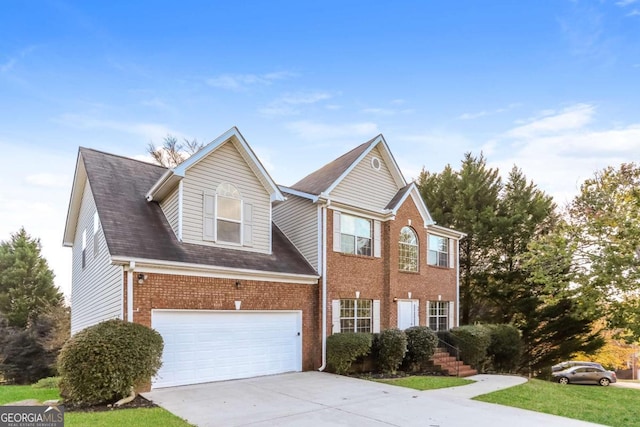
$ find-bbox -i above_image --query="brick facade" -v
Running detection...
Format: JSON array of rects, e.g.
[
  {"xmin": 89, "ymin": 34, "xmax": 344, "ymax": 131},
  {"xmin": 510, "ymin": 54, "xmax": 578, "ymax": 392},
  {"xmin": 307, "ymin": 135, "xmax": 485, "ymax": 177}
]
[
  {"xmin": 326, "ymin": 193, "xmax": 458, "ymax": 334},
  {"xmin": 123, "ymin": 272, "xmax": 320, "ymax": 370}
]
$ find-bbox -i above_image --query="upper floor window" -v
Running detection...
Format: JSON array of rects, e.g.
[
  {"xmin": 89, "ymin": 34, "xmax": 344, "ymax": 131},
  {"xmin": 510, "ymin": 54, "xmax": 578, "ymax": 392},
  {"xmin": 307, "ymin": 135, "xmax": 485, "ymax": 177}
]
[
  {"xmin": 399, "ymin": 226, "xmax": 418, "ymax": 272},
  {"xmin": 81, "ymin": 229, "xmax": 87, "ymax": 269},
  {"xmin": 216, "ymin": 183, "xmax": 242, "ymax": 244},
  {"xmin": 428, "ymin": 234, "xmax": 448, "ymax": 267},
  {"xmin": 340, "ymin": 214, "xmax": 371, "ymax": 256}
]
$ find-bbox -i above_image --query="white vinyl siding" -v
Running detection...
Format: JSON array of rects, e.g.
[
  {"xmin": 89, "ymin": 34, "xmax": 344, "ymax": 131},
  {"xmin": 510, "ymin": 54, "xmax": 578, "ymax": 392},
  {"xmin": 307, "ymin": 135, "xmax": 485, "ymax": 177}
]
[
  {"xmin": 331, "ymin": 146, "xmax": 399, "ymax": 212},
  {"xmin": 160, "ymin": 185, "xmax": 180, "ymax": 238},
  {"xmin": 181, "ymin": 141, "xmax": 271, "ymax": 252},
  {"xmin": 71, "ymin": 179, "xmax": 123, "ymax": 334},
  {"xmin": 273, "ymin": 195, "xmax": 318, "ymax": 270}
]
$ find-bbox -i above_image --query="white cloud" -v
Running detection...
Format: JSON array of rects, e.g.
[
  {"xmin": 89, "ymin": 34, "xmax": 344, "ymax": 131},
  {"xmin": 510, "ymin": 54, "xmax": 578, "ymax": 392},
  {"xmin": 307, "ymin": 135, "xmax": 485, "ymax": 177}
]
[
  {"xmin": 285, "ymin": 121, "xmax": 379, "ymax": 141},
  {"xmin": 505, "ymin": 103, "xmax": 595, "ymax": 139},
  {"xmin": 206, "ymin": 71, "xmax": 295, "ymax": 91},
  {"xmin": 458, "ymin": 103, "xmax": 520, "ymax": 120},
  {"xmin": 616, "ymin": 0, "xmax": 637, "ymax": 6},
  {"xmin": 361, "ymin": 107, "xmax": 414, "ymax": 116},
  {"xmin": 55, "ymin": 114, "xmax": 177, "ymax": 141},
  {"xmin": 489, "ymin": 104, "xmax": 640, "ymax": 205},
  {"xmin": 627, "ymin": 9, "xmax": 640, "ymax": 16},
  {"xmin": 259, "ymin": 91, "xmax": 334, "ymax": 116},
  {"xmin": 0, "ymin": 45, "xmax": 36, "ymax": 73}
]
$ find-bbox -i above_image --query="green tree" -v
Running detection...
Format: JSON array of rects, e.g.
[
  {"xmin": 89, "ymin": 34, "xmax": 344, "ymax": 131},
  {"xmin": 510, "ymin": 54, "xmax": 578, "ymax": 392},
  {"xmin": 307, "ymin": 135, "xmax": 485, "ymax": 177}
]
[
  {"xmin": 567, "ymin": 163, "xmax": 640, "ymax": 338},
  {"xmin": 418, "ymin": 153, "xmax": 502, "ymax": 324},
  {"xmin": 147, "ymin": 134, "xmax": 204, "ymax": 168},
  {"xmin": 0, "ymin": 228, "xmax": 63, "ymax": 328}
]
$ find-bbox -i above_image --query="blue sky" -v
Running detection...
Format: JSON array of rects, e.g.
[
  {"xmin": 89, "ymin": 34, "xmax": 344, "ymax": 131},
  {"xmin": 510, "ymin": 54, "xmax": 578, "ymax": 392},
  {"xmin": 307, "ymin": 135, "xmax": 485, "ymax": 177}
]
[{"xmin": 1, "ymin": 0, "xmax": 639, "ymax": 298}]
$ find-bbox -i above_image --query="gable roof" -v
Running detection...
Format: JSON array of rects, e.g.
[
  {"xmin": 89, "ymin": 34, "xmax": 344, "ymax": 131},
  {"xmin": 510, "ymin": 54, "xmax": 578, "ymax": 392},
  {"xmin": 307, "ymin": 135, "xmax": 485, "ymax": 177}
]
[
  {"xmin": 146, "ymin": 127, "xmax": 285, "ymax": 203},
  {"xmin": 289, "ymin": 134, "xmax": 406, "ymax": 196},
  {"xmin": 63, "ymin": 147, "xmax": 317, "ymax": 277},
  {"xmin": 385, "ymin": 182, "xmax": 435, "ymax": 227}
]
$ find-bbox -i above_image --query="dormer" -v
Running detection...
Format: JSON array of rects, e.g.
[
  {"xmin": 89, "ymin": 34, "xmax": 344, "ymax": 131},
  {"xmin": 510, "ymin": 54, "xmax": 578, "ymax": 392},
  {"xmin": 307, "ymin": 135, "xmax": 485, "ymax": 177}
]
[{"xmin": 146, "ymin": 127, "xmax": 284, "ymax": 254}]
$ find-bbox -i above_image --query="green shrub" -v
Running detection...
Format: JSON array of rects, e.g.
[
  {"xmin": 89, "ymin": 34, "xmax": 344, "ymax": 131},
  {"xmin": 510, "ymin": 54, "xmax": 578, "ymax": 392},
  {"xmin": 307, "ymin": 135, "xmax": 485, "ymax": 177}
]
[
  {"xmin": 403, "ymin": 326, "xmax": 438, "ymax": 372},
  {"xmin": 326, "ymin": 333, "xmax": 372, "ymax": 375},
  {"xmin": 0, "ymin": 327, "xmax": 55, "ymax": 384},
  {"xmin": 32, "ymin": 376, "xmax": 60, "ymax": 389},
  {"xmin": 450, "ymin": 325, "xmax": 491, "ymax": 371},
  {"xmin": 486, "ymin": 324, "xmax": 522, "ymax": 373},
  {"xmin": 377, "ymin": 328, "xmax": 407, "ymax": 374},
  {"xmin": 58, "ymin": 319, "xmax": 163, "ymax": 406}
]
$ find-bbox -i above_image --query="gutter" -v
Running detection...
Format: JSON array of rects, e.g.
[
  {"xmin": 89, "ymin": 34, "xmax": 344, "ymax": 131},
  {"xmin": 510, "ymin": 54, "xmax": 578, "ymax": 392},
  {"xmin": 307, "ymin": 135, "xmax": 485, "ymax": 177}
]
[
  {"xmin": 456, "ymin": 239, "xmax": 460, "ymax": 327},
  {"xmin": 126, "ymin": 261, "xmax": 135, "ymax": 322}
]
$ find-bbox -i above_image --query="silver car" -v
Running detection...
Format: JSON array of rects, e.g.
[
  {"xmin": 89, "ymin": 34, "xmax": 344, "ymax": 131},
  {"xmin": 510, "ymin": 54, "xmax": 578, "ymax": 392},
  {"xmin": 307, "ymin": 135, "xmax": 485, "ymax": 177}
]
[{"xmin": 552, "ymin": 365, "xmax": 617, "ymax": 386}]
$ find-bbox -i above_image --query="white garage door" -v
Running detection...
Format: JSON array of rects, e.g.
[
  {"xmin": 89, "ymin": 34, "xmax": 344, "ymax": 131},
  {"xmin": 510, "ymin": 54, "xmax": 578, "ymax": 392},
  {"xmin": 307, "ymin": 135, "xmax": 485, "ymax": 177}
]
[{"xmin": 152, "ymin": 310, "xmax": 302, "ymax": 388}]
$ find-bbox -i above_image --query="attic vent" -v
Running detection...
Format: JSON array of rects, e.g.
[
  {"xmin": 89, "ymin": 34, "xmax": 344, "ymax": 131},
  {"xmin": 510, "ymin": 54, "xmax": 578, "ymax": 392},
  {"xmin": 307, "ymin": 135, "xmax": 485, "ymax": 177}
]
[{"xmin": 371, "ymin": 157, "xmax": 381, "ymax": 171}]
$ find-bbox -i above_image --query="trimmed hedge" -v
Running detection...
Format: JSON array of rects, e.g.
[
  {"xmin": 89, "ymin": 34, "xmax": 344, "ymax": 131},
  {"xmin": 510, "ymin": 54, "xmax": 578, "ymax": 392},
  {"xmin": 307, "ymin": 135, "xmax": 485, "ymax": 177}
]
[
  {"xmin": 403, "ymin": 326, "xmax": 438, "ymax": 372},
  {"xmin": 326, "ymin": 332, "xmax": 372, "ymax": 374},
  {"xmin": 486, "ymin": 324, "xmax": 522, "ymax": 373},
  {"xmin": 449, "ymin": 325, "xmax": 491, "ymax": 370},
  {"xmin": 377, "ymin": 328, "xmax": 407, "ymax": 374},
  {"xmin": 58, "ymin": 319, "xmax": 163, "ymax": 406}
]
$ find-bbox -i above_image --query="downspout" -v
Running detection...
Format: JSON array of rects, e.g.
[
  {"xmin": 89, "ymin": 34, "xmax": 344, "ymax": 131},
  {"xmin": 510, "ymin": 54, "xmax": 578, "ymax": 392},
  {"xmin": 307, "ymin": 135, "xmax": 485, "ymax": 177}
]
[
  {"xmin": 126, "ymin": 261, "xmax": 135, "ymax": 322},
  {"xmin": 318, "ymin": 205, "xmax": 328, "ymax": 371},
  {"xmin": 456, "ymin": 239, "xmax": 460, "ymax": 327}
]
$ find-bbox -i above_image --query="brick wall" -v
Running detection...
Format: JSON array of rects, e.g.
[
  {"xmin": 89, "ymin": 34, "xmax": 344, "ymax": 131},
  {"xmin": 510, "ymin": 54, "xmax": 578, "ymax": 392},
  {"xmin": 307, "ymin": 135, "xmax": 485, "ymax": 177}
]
[
  {"xmin": 123, "ymin": 272, "xmax": 320, "ymax": 370},
  {"xmin": 326, "ymin": 196, "xmax": 458, "ymax": 333}
]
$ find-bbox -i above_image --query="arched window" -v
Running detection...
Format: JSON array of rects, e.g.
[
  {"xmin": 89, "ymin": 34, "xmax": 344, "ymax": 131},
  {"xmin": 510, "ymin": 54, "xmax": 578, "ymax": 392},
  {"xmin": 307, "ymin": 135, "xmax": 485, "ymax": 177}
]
[
  {"xmin": 216, "ymin": 183, "xmax": 242, "ymax": 244},
  {"xmin": 399, "ymin": 226, "xmax": 418, "ymax": 272}
]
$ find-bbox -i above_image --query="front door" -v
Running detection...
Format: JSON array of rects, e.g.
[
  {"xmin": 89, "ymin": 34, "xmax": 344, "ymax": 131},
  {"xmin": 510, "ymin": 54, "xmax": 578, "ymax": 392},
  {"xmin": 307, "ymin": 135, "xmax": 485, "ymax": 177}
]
[{"xmin": 397, "ymin": 300, "xmax": 419, "ymax": 330}]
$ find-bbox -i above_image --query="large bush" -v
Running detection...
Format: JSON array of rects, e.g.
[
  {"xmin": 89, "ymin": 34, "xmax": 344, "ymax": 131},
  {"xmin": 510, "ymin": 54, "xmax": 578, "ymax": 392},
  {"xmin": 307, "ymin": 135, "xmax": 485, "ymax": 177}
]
[
  {"xmin": 326, "ymin": 332, "xmax": 372, "ymax": 375},
  {"xmin": 58, "ymin": 319, "xmax": 163, "ymax": 406},
  {"xmin": 0, "ymin": 327, "xmax": 55, "ymax": 384},
  {"xmin": 486, "ymin": 324, "xmax": 522, "ymax": 373},
  {"xmin": 403, "ymin": 326, "xmax": 438, "ymax": 372},
  {"xmin": 377, "ymin": 328, "xmax": 407, "ymax": 374},
  {"xmin": 450, "ymin": 325, "xmax": 491, "ymax": 370}
]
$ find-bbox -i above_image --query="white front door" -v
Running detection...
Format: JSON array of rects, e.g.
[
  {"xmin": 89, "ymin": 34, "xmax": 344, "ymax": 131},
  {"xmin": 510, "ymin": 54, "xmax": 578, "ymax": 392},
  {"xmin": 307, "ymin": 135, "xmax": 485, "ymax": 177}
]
[{"xmin": 397, "ymin": 300, "xmax": 419, "ymax": 330}]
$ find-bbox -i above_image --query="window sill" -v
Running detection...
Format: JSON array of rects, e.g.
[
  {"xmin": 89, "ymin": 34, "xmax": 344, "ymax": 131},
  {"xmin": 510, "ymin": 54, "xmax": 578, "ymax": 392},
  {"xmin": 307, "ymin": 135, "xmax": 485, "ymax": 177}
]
[
  {"xmin": 338, "ymin": 252, "xmax": 376, "ymax": 260},
  {"xmin": 426, "ymin": 264, "xmax": 453, "ymax": 270},
  {"xmin": 398, "ymin": 270, "xmax": 421, "ymax": 275}
]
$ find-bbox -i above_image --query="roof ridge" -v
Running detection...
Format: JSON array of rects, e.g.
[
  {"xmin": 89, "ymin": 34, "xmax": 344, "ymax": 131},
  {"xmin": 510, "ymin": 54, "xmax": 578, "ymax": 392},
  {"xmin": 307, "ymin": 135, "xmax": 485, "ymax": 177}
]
[{"xmin": 79, "ymin": 147, "xmax": 168, "ymax": 170}]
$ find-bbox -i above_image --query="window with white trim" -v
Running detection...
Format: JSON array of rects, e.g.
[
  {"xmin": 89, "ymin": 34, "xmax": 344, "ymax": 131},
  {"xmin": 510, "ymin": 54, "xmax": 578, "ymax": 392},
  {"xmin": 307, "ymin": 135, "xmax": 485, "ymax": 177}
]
[
  {"xmin": 428, "ymin": 234, "xmax": 448, "ymax": 267},
  {"xmin": 340, "ymin": 299, "xmax": 372, "ymax": 333},
  {"xmin": 428, "ymin": 301, "xmax": 449, "ymax": 331},
  {"xmin": 216, "ymin": 183, "xmax": 242, "ymax": 244},
  {"xmin": 340, "ymin": 214, "xmax": 372, "ymax": 256},
  {"xmin": 399, "ymin": 226, "xmax": 418, "ymax": 272}
]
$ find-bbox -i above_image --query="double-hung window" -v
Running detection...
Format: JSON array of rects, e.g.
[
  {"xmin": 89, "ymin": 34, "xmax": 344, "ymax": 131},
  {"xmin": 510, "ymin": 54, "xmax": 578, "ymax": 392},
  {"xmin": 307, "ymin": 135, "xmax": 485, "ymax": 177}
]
[
  {"xmin": 428, "ymin": 301, "xmax": 449, "ymax": 331},
  {"xmin": 340, "ymin": 299, "xmax": 372, "ymax": 333},
  {"xmin": 399, "ymin": 226, "xmax": 418, "ymax": 272},
  {"xmin": 340, "ymin": 214, "xmax": 372, "ymax": 256},
  {"xmin": 216, "ymin": 183, "xmax": 242, "ymax": 244},
  {"xmin": 428, "ymin": 234, "xmax": 448, "ymax": 267}
]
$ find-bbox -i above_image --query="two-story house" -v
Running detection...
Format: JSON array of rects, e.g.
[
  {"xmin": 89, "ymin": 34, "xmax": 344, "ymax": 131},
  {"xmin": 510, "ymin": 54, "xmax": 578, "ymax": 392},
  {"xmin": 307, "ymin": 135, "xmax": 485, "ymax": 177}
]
[{"xmin": 63, "ymin": 127, "xmax": 464, "ymax": 390}]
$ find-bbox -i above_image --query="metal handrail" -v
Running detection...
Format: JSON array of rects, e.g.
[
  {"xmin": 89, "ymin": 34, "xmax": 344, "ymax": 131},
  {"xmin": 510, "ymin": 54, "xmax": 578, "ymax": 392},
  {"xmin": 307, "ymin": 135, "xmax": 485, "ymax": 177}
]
[{"xmin": 437, "ymin": 337, "xmax": 461, "ymax": 377}]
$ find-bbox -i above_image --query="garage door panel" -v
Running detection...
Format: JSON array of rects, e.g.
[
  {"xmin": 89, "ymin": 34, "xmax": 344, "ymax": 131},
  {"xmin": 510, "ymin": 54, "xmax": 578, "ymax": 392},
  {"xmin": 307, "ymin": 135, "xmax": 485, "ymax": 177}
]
[{"xmin": 152, "ymin": 310, "xmax": 302, "ymax": 388}]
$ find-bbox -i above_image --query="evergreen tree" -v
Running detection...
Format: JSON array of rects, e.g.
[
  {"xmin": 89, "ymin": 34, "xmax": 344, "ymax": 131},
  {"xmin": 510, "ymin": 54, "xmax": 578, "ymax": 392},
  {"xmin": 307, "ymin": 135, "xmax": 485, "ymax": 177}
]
[{"xmin": 0, "ymin": 228, "xmax": 63, "ymax": 328}]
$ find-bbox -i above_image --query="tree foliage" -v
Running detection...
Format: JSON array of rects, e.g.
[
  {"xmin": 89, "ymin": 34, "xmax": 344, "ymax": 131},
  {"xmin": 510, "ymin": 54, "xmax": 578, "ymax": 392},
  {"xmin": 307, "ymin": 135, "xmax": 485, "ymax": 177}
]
[
  {"xmin": 0, "ymin": 228, "xmax": 63, "ymax": 328},
  {"xmin": 147, "ymin": 134, "xmax": 204, "ymax": 168}
]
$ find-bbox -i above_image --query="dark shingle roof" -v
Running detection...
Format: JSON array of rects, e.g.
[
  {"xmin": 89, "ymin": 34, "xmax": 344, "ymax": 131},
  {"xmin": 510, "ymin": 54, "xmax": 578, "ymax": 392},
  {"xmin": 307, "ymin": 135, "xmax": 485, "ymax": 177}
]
[
  {"xmin": 385, "ymin": 183, "xmax": 413, "ymax": 210},
  {"xmin": 289, "ymin": 137, "xmax": 378, "ymax": 195},
  {"xmin": 80, "ymin": 148, "xmax": 317, "ymax": 276}
]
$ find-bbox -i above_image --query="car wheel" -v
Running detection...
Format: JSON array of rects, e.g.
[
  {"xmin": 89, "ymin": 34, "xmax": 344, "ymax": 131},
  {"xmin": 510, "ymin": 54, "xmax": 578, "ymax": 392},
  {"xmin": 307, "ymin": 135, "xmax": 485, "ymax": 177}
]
[
  {"xmin": 558, "ymin": 377, "xmax": 569, "ymax": 385},
  {"xmin": 599, "ymin": 378, "xmax": 610, "ymax": 387}
]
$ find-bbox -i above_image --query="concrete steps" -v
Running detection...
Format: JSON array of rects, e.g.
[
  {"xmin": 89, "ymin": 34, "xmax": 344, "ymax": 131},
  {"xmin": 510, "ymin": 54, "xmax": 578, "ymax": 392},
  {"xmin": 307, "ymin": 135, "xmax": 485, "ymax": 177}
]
[{"xmin": 429, "ymin": 348, "xmax": 477, "ymax": 377}]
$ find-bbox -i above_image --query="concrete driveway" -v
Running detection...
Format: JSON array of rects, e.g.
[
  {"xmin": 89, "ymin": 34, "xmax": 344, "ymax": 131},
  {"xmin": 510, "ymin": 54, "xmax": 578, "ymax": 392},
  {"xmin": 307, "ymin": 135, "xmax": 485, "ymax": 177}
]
[{"xmin": 144, "ymin": 372, "xmax": 603, "ymax": 427}]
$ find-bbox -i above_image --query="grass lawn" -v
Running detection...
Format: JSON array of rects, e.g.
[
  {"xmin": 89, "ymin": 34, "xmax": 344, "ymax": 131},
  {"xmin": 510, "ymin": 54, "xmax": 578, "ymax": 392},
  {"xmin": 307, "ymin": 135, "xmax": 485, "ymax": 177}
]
[
  {"xmin": 0, "ymin": 385, "xmax": 193, "ymax": 427},
  {"xmin": 373, "ymin": 375, "xmax": 475, "ymax": 390},
  {"xmin": 0, "ymin": 385, "xmax": 61, "ymax": 404},
  {"xmin": 474, "ymin": 379, "xmax": 640, "ymax": 427}
]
